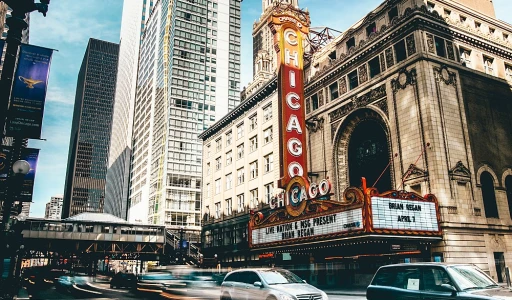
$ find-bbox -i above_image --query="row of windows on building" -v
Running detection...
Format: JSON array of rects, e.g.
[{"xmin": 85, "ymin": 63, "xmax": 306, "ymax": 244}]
[
  {"xmin": 208, "ymin": 152, "xmax": 274, "ymax": 184},
  {"xmin": 209, "ymin": 126, "xmax": 273, "ymax": 162},
  {"xmin": 205, "ymin": 182, "xmax": 274, "ymax": 220}
]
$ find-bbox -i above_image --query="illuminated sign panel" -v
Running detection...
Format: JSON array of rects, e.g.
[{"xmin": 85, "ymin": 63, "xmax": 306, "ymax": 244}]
[
  {"xmin": 252, "ymin": 208, "xmax": 363, "ymax": 245},
  {"xmin": 273, "ymin": 16, "xmax": 309, "ymax": 188},
  {"xmin": 371, "ymin": 197, "xmax": 439, "ymax": 231}
]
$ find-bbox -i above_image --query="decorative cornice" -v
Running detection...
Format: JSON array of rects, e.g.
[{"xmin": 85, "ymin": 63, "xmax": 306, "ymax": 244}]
[
  {"xmin": 198, "ymin": 76, "xmax": 278, "ymax": 141},
  {"xmin": 328, "ymin": 84, "xmax": 386, "ymax": 123},
  {"xmin": 449, "ymin": 161, "xmax": 471, "ymax": 182},
  {"xmin": 403, "ymin": 164, "xmax": 429, "ymax": 181}
]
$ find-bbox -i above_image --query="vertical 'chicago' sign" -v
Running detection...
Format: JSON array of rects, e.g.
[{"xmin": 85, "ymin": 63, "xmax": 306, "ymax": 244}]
[{"xmin": 270, "ymin": 13, "xmax": 310, "ymax": 189}]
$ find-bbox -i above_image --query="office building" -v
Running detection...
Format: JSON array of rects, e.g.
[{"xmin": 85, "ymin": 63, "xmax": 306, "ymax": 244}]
[
  {"xmin": 127, "ymin": 0, "xmax": 242, "ymax": 230},
  {"xmin": 200, "ymin": 0, "xmax": 512, "ymax": 287},
  {"xmin": 62, "ymin": 38, "xmax": 120, "ymax": 218},
  {"xmin": 45, "ymin": 195, "xmax": 63, "ymax": 220},
  {"xmin": 105, "ymin": 0, "xmax": 152, "ymax": 220}
]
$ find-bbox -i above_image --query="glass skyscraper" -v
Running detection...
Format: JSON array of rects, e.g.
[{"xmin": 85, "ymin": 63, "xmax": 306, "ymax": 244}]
[
  {"xmin": 128, "ymin": 0, "xmax": 241, "ymax": 230},
  {"xmin": 62, "ymin": 38, "xmax": 120, "ymax": 218}
]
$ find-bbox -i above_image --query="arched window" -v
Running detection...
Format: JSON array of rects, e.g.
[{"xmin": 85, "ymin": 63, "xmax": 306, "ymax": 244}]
[
  {"xmin": 480, "ymin": 172, "xmax": 498, "ymax": 218},
  {"xmin": 506, "ymin": 175, "xmax": 512, "ymax": 219},
  {"xmin": 348, "ymin": 120, "xmax": 391, "ymax": 193}
]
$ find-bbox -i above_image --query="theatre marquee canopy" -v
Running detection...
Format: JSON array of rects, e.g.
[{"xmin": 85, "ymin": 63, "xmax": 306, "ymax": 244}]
[{"xmin": 248, "ymin": 185, "xmax": 442, "ymax": 249}]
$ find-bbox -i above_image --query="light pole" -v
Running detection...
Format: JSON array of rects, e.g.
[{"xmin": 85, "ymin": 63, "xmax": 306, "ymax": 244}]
[
  {"xmin": 179, "ymin": 226, "xmax": 185, "ymax": 265},
  {"xmin": 1, "ymin": 160, "xmax": 30, "ymax": 300}
]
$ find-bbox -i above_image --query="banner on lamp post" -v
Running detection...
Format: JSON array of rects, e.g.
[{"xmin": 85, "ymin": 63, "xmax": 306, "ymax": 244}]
[
  {"xmin": 0, "ymin": 146, "xmax": 13, "ymax": 201},
  {"xmin": 0, "ymin": 39, "xmax": 5, "ymax": 75},
  {"xmin": 18, "ymin": 148, "xmax": 39, "ymax": 202},
  {"xmin": 6, "ymin": 44, "xmax": 53, "ymax": 139}
]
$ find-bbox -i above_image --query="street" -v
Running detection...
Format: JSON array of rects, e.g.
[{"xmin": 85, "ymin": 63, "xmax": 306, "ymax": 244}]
[{"xmin": 23, "ymin": 276, "xmax": 367, "ymax": 300}]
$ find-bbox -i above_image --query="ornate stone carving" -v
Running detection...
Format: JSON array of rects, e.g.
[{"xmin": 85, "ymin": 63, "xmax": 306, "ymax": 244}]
[
  {"xmin": 374, "ymin": 98, "xmax": 389, "ymax": 116},
  {"xmin": 449, "ymin": 161, "xmax": 471, "ymax": 182},
  {"xmin": 329, "ymin": 85, "xmax": 387, "ymax": 122},
  {"xmin": 330, "ymin": 120, "xmax": 341, "ymax": 140},
  {"xmin": 403, "ymin": 164, "xmax": 428, "ymax": 181},
  {"xmin": 379, "ymin": 53, "xmax": 386, "ymax": 72},
  {"xmin": 434, "ymin": 65, "xmax": 457, "ymax": 86},
  {"xmin": 306, "ymin": 97, "xmax": 311, "ymax": 114},
  {"xmin": 426, "ymin": 33, "xmax": 435, "ymax": 53},
  {"xmin": 339, "ymin": 77, "xmax": 347, "ymax": 95},
  {"xmin": 358, "ymin": 65, "xmax": 368, "ymax": 84},
  {"xmin": 406, "ymin": 34, "xmax": 416, "ymax": 56},
  {"xmin": 385, "ymin": 47, "xmax": 394, "ymax": 68},
  {"xmin": 446, "ymin": 40, "xmax": 455, "ymax": 60},
  {"xmin": 318, "ymin": 89, "xmax": 324, "ymax": 106},
  {"xmin": 391, "ymin": 68, "xmax": 417, "ymax": 92},
  {"xmin": 306, "ymin": 116, "xmax": 324, "ymax": 133}
]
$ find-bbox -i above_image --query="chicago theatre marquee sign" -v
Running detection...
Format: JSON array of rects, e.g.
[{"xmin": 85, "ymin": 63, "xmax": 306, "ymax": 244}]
[{"xmin": 248, "ymin": 7, "xmax": 441, "ymax": 249}]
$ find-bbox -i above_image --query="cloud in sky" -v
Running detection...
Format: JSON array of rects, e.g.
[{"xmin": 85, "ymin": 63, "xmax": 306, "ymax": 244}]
[{"xmin": 25, "ymin": 0, "xmax": 512, "ymax": 217}]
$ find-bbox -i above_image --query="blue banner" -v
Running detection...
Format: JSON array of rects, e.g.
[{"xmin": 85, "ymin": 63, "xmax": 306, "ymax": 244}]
[
  {"xmin": 0, "ymin": 146, "xmax": 13, "ymax": 201},
  {"xmin": 18, "ymin": 148, "xmax": 39, "ymax": 202},
  {"xmin": 6, "ymin": 44, "xmax": 53, "ymax": 138}
]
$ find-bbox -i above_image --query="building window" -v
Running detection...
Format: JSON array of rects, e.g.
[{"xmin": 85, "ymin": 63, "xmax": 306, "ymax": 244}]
[
  {"xmin": 206, "ymin": 163, "xmax": 211, "ymax": 175},
  {"xmin": 215, "ymin": 202, "xmax": 221, "ymax": 218},
  {"xmin": 226, "ymin": 198, "xmax": 232, "ymax": 216},
  {"xmin": 237, "ymin": 143, "xmax": 244, "ymax": 159},
  {"xmin": 264, "ymin": 183, "xmax": 274, "ymax": 204},
  {"xmin": 237, "ymin": 168, "xmax": 244, "ymax": 185},
  {"xmin": 394, "ymin": 40, "xmax": 407, "ymax": 63},
  {"xmin": 505, "ymin": 64, "xmax": 512, "ymax": 81},
  {"xmin": 215, "ymin": 157, "xmax": 221, "ymax": 170},
  {"xmin": 460, "ymin": 48, "xmax": 471, "ymax": 67},
  {"xmin": 215, "ymin": 138, "xmax": 222, "ymax": 152},
  {"xmin": 475, "ymin": 21, "xmax": 481, "ymax": 30},
  {"xmin": 444, "ymin": 9, "xmax": 451, "ymax": 17},
  {"xmin": 226, "ymin": 151, "xmax": 232, "ymax": 165},
  {"xmin": 311, "ymin": 93, "xmax": 319, "ymax": 110},
  {"xmin": 237, "ymin": 194, "xmax": 245, "ymax": 212},
  {"xmin": 388, "ymin": 6, "xmax": 398, "ymax": 21},
  {"xmin": 505, "ymin": 175, "xmax": 512, "ymax": 220},
  {"xmin": 481, "ymin": 171, "xmax": 499, "ymax": 218},
  {"xmin": 226, "ymin": 131, "xmax": 232, "ymax": 146},
  {"xmin": 434, "ymin": 37, "xmax": 446, "ymax": 58},
  {"xmin": 206, "ymin": 145, "xmax": 211, "ymax": 158},
  {"xmin": 369, "ymin": 56, "xmax": 381, "ymax": 78},
  {"xmin": 483, "ymin": 56, "xmax": 494, "ymax": 75},
  {"xmin": 263, "ymin": 104, "xmax": 272, "ymax": 121},
  {"xmin": 329, "ymin": 82, "xmax": 339, "ymax": 100},
  {"xmin": 215, "ymin": 179, "xmax": 221, "ymax": 195},
  {"xmin": 366, "ymin": 22, "xmax": 376, "ymax": 37},
  {"xmin": 348, "ymin": 70, "xmax": 358, "ymax": 90},
  {"xmin": 249, "ymin": 114, "xmax": 257, "ymax": 131},
  {"xmin": 226, "ymin": 173, "xmax": 233, "ymax": 190},
  {"xmin": 263, "ymin": 126, "xmax": 273, "ymax": 144},
  {"xmin": 250, "ymin": 188, "xmax": 258, "ymax": 208},
  {"xmin": 206, "ymin": 183, "xmax": 210, "ymax": 198},
  {"xmin": 250, "ymin": 135, "xmax": 258, "ymax": 152},
  {"xmin": 250, "ymin": 160, "xmax": 258, "ymax": 179},
  {"xmin": 460, "ymin": 15, "xmax": 466, "ymax": 23},
  {"xmin": 264, "ymin": 153, "xmax": 273, "ymax": 173},
  {"xmin": 427, "ymin": 1, "xmax": 435, "ymax": 12},
  {"xmin": 346, "ymin": 37, "xmax": 355, "ymax": 50},
  {"xmin": 237, "ymin": 123, "xmax": 244, "ymax": 139}
]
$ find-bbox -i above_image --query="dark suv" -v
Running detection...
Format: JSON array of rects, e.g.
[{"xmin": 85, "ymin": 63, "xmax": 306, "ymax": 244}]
[{"xmin": 367, "ymin": 263, "xmax": 508, "ymax": 300}]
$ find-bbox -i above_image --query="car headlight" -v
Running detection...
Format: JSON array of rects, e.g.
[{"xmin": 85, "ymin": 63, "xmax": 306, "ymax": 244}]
[
  {"xmin": 321, "ymin": 291, "xmax": 329, "ymax": 300},
  {"xmin": 278, "ymin": 294, "xmax": 295, "ymax": 300}
]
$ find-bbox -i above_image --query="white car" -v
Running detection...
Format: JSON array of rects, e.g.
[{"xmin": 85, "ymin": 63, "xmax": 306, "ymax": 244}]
[{"xmin": 220, "ymin": 268, "xmax": 328, "ymax": 300}]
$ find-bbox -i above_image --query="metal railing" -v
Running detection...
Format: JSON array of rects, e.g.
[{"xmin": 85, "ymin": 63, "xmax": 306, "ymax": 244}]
[{"xmin": 165, "ymin": 229, "xmax": 201, "ymax": 265}]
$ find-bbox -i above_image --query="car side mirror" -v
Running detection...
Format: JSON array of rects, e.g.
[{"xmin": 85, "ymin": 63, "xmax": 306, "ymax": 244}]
[
  {"xmin": 440, "ymin": 283, "xmax": 457, "ymax": 295},
  {"xmin": 302, "ymin": 280, "xmax": 307, "ymax": 283},
  {"xmin": 254, "ymin": 281, "xmax": 263, "ymax": 288}
]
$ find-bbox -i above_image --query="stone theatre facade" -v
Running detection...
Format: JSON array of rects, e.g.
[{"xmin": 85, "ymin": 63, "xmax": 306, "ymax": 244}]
[{"xmin": 200, "ymin": 0, "xmax": 512, "ymax": 287}]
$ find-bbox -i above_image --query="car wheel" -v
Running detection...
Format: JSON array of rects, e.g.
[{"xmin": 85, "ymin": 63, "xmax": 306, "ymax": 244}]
[
  {"xmin": 266, "ymin": 296, "xmax": 278, "ymax": 300},
  {"xmin": 221, "ymin": 293, "xmax": 231, "ymax": 300}
]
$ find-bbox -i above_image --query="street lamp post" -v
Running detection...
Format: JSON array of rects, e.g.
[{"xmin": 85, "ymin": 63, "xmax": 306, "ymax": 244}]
[{"xmin": 179, "ymin": 226, "xmax": 185, "ymax": 265}]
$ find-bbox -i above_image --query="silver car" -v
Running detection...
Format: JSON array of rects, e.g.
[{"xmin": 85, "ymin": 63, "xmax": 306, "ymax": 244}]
[{"xmin": 220, "ymin": 268, "xmax": 328, "ymax": 300}]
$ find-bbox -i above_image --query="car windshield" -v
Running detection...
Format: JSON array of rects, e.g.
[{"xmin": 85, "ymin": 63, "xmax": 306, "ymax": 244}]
[
  {"xmin": 260, "ymin": 269, "xmax": 303, "ymax": 285},
  {"xmin": 447, "ymin": 265, "xmax": 497, "ymax": 291}
]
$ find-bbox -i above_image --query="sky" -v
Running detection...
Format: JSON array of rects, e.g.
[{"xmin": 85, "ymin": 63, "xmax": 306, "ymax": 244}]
[{"xmin": 25, "ymin": 0, "xmax": 512, "ymax": 218}]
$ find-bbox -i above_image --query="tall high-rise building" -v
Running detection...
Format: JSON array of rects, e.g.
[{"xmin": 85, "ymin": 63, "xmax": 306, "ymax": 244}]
[
  {"xmin": 105, "ymin": 1, "xmax": 152, "ymax": 220},
  {"xmin": 128, "ymin": 0, "xmax": 242, "ymax": 229},
  {"xmin": 62, "ymin": 38, "xmax": 120, "ymax": 218},
  {"xmin": 44, "ymin": 195, "xmax": 63, "ymax": 220}
]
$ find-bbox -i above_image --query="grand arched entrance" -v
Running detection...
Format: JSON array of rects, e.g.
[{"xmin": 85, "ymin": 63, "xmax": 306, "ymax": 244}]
[
  {"xmin": 348, "ymin": 119, "xmax": 391, "ymax": 193},
  {"xmin": 334, "ymin": 109, "xmax": 392, "ymax": 197}
]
